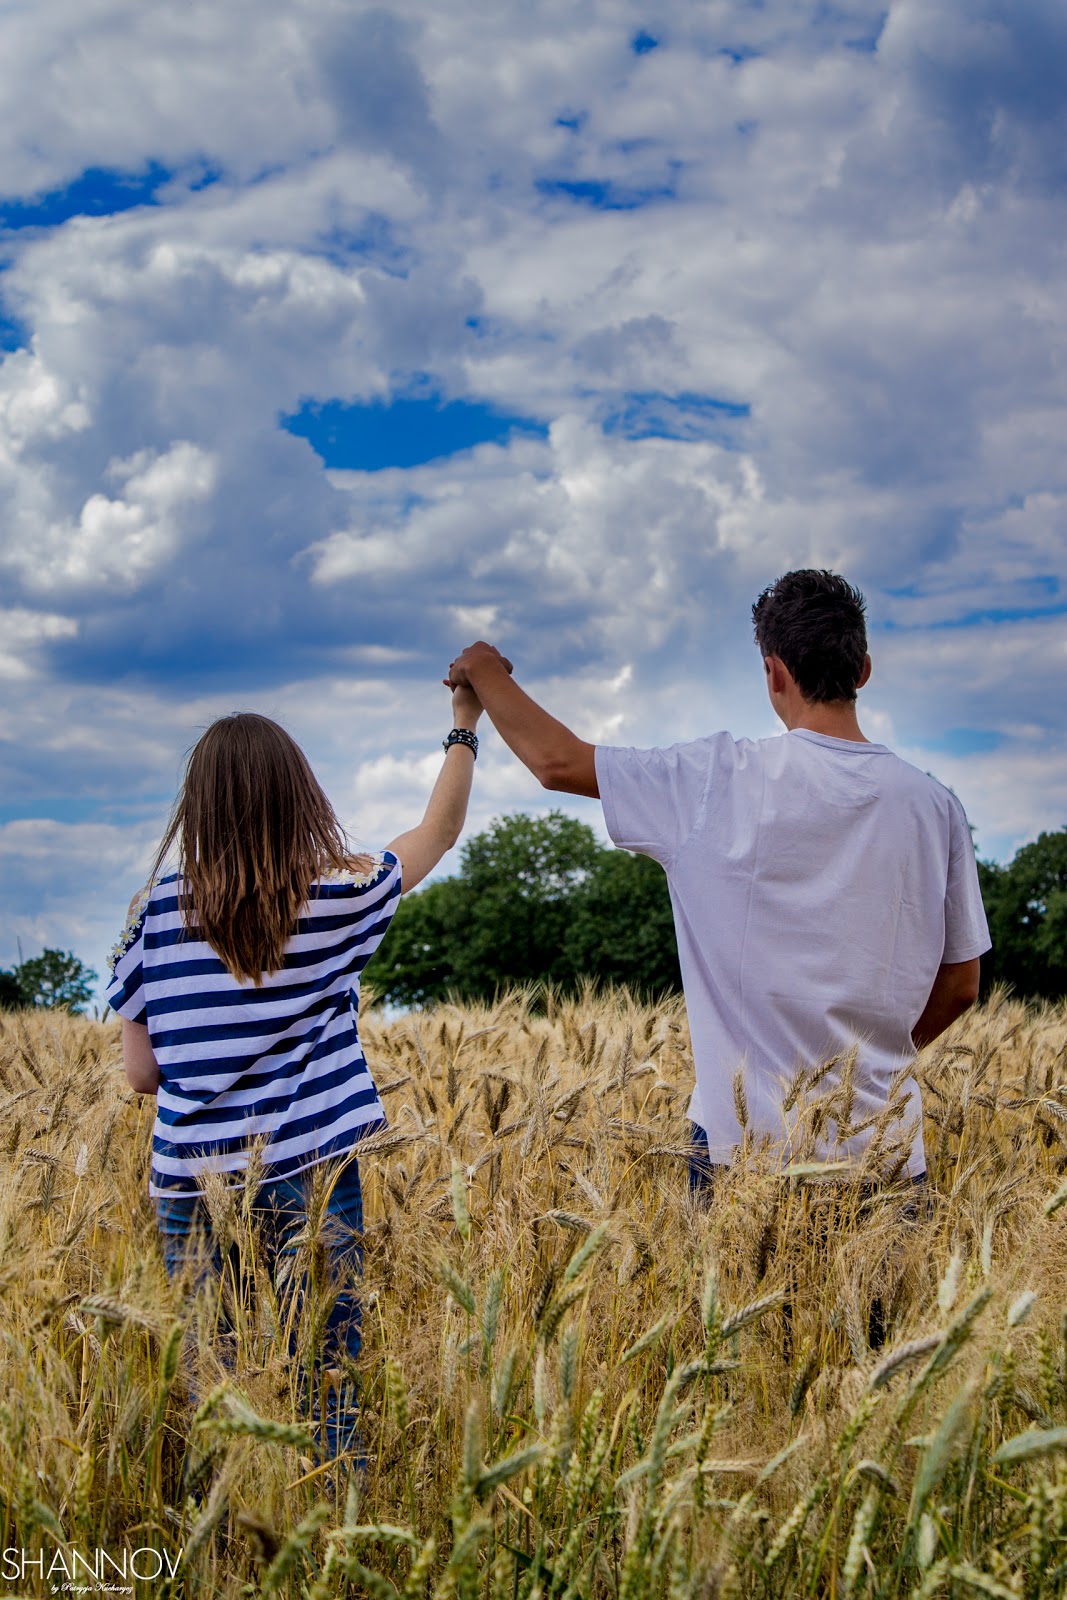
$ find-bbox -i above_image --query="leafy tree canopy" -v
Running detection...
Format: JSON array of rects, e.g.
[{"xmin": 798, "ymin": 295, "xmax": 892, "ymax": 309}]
[
  {"xmin": 980, "ymin": 828, "xmax": 1067, "ymax": 1003},
  {"xmin": 2, "ymin": 949, "xmax": 97, "ymax": 1014},
  {"xmin": 367, "ymin": 811, "xmax": 681, "ymax": 1007}
]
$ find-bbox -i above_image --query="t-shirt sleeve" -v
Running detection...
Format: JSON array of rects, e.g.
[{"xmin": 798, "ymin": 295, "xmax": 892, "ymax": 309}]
[
  {"xmin": 348, "ymin": 849, "xmax": 404, "ymax": 968},
  {"xmin": 104, "ymin": 885, "xmax": 151, "ymax": 1023},
  {"xmin": 595, "ymin": 737, "xmax": 724, "ymax": 868},
  {"xmin": 942, "ymin": 798, "xmax": 992, "ymax": 963}
]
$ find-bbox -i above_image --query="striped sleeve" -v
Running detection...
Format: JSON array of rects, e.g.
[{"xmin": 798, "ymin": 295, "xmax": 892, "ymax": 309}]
[
  {"xmin": 105, "ymin": 884, "xmax": 151, "ymax": 1023},
  {"xmin": 340, "ymin": 849, "xmax": 402, "ymax": 966}
]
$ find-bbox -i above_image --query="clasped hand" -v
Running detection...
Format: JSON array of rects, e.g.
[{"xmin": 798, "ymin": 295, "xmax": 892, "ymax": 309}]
[
  {"xmin": 444, "ymin": 642, "xmax": 514, "ymax": 727},
  {"xmin": 445, "ymin": 640, "xmax": 514, "ymax": 689}
]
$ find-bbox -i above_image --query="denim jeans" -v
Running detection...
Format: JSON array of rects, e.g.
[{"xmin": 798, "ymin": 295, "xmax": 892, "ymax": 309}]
[
  {"xmin": 156, "ymin": 1155, "xmax": 364, "ymax": 1465},
  {"xmin": 688, "ymin": 1120, "xmax": 723, "ymax": 1197}
]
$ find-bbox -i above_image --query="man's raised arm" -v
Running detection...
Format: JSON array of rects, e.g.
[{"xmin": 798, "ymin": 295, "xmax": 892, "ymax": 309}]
[{"xmin": 448, "ymin": 641, "xmax": 599, "ymax": 798}]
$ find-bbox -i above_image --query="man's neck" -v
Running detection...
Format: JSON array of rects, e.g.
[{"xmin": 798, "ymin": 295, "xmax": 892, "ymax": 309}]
[{"xmin": 784, "ymin": 701, "xmax": 869, "ymax": 743}]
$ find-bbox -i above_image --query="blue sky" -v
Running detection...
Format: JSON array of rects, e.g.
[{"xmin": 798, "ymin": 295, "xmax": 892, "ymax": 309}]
[{"xmin": 1, "ymin": 0, "xmax": 1065, "ymax": 1005}]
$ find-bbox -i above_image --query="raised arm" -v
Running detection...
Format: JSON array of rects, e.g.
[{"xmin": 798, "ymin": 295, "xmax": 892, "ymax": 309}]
[
  {"xmin": 386, "ymin": 684, "xmax": 483, "ymax": 893},
  {"xmin": 448, "ymin": 641, "xmax": 598, "ymax": 798}
]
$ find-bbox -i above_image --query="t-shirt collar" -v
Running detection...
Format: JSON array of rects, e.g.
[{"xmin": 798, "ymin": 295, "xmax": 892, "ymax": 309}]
[{"xmin": 788, "ymin": 728, "xmax": 891, "ymax": 754}]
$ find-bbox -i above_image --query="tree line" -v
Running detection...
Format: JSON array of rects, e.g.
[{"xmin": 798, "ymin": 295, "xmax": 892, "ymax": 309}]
[
  {"xmin": 367, "ymin": 812, "xmax": 1067, "ymax": 1009},
  {"xmin": 2, "ymin": 817, "xmax": 1063, "ymax": 1015},
  {"xmin": 367, "ymin": 812, "xmax": 682, "ymax": 1006},
  {"xmin": 977, "ymin": 828, "xmax": 1067, "ymax": 1003}
]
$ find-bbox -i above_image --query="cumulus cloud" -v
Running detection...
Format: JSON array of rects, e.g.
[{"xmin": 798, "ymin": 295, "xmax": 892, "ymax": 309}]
[
  {"xmin": 308, "ymin": 417, "xmax": 760, "ymax": 673},
  {"xmin": 0, "ymin": 350, "xmax": 90, "ymax": 448},
  {"xmin": 20, "ymin": 441, "xmax": 218, "ymax": 592},
  {"xmin": 316, "ymin": 8, "xmax": 449, "ymax": 188},
  {"xmin": 0, "ymin": 607, "xmax": 78, "ymax": 680}
]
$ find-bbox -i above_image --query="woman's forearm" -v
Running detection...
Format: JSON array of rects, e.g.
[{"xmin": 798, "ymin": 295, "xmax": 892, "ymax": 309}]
[
  {"xmin": 419, "ymin": 742, "xmax": 477, "ymax": 851},
  {"xmin": 387, "ymin": 739, "xmax": 478, "ymax": 892}
]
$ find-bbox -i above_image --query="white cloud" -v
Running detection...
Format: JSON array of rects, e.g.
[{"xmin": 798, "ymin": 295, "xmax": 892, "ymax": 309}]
[
  {"xmin": 11, "ymin": 440, "xmax": 218, "ymax": 592},
  {"xmin": 449, "ymin": 604, "xmax": 500, "ymax": 635},
  {"xmin": 0, "ymin": 608, "xmax": 78, "ymax": 680},
  {"xmin": 0, "ymin": 816, "xmax": 162, "ymax": 1003},
  {"xmin": 0, "ymin": 350, "xmax": 91, "ymax": 450},
  {"xmin": 0, "ymin": 0, "xmax": 333, "ymax": 197},
  {"xmin": 308, "ymin": 418, "xmax": 766, "ymax": 673}
]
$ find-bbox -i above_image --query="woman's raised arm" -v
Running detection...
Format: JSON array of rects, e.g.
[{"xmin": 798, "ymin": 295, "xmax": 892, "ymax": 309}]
[{"xmin": 386, "ymin": 684, "xmax": 482, "ymax": 893}]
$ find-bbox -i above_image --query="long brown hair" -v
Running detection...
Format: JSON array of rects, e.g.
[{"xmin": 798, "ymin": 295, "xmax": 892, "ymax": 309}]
[{"xmin": 151, "ymin": 713, "xmax": 364, "ymax": 983}]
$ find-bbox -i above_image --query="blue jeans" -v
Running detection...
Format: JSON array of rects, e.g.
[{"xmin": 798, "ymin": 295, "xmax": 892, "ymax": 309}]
[
  {"xmin": 688, "ymin": 1121, "xmax": 723, "ymax": 1197},
  {"xmin": 156, "ymin": 1155, "xmax": 364, "ymax": 1465}
]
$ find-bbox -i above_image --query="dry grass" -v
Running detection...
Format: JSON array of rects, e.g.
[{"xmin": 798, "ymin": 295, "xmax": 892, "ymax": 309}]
[{"xmin": 2, "ymin": 990, "xmax": 1067, "ymax": 1597}]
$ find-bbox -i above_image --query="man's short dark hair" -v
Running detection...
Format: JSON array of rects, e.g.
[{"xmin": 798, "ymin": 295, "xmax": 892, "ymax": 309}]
[{"xmin": 751, "ymin": 570, "xmax": 868, "ymax": 703}]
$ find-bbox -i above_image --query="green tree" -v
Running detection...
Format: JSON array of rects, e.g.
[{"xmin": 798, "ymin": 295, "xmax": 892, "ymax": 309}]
[
  {"xmin": 367, "ymin": 811, "xmax": 681, "ymax": 1007},
  {"xmin": 564, "ymin": 848, "xmax": 681, "ymax": 999},
  {"xmin": 367, "ymin": 877, "xmax": 466, "ymax": 1007},
  {"xmin": 980, "ymin": 829, "xmax": 1067, "ymax": 1002},
  {"xmin": 456, "ymin": 811, "xmax": 604, "ymax": 997},
  {"xmin": 0, "ymin": 971, "xmax": 27, "ymax": 1010},
  {"xmin": 12, "ymin": 949, "xmax": 97, "ymax": 1013}
]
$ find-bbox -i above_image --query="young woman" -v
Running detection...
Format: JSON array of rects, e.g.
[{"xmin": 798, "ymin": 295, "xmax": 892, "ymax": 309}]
[{"xmin": 104, "ymin": 685, "xmax": 483, "ymax": 1465}]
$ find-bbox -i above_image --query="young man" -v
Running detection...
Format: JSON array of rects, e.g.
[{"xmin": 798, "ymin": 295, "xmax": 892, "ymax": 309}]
[{"xmin": 447, "ymin": 569, "xmax": 991, "ymax": 1185}]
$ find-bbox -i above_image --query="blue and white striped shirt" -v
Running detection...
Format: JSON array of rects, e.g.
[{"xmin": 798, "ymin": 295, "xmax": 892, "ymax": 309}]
[{"xmin": 104, "ymin": 851, "xmax": 401, "ymax": 1197}]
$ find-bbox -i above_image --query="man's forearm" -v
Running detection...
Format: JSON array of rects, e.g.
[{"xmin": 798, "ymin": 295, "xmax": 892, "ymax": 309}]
[{"xmin": 460, "ymin": 652, "xmax": 598, "ymax": 798}]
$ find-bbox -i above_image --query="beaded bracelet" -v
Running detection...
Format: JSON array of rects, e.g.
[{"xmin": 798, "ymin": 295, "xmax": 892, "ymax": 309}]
[{"xmin": 443, "ymin": 727, "xmax": 479, "ymax": 757}]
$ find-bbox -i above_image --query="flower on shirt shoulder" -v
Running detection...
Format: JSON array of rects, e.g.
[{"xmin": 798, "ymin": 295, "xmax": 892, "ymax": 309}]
[
  {"xmin": 322, "ymin": 851, "xmax": 386, "ymax": 888},
  {"xmin": 108, "ymin": 881, "xmax": 153, "ymax": 973}
]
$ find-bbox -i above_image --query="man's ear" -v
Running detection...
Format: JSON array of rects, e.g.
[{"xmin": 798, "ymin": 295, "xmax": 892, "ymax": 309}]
[
  {"xmin": 765, "ymin": 655, "xmax": 789, "ymax": 695},
  {"xmin": 857, "ymin": 653, "xmax": 872, "ymax": 690}
]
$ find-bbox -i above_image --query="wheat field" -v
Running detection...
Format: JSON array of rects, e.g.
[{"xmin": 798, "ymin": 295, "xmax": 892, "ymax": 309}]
[{"xmin": 3, "ymin": 991, "xmax": 1067, "ymax": 1598}]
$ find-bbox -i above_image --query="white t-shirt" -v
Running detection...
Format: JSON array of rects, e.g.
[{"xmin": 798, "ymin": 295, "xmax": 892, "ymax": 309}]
[{"xmin": 595, "ymin": 729, "xmax": 991, "ymax": 1176}]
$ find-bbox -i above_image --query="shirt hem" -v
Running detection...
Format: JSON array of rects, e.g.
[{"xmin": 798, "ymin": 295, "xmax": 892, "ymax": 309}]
[
  {"xmin": 941, "ymin": 938, "xmax": 992, "ymax": 963},
  {"xmin": 697, "ymin": 1141, "xmax": 928, "ymax": 1182},
  {"xmin": 148, "ymin": 1122, "xmax": 386, "ymax": 1198},
  {"xmin": 595, "ymin": 747, "xmax": 622, "ymax": 845}
]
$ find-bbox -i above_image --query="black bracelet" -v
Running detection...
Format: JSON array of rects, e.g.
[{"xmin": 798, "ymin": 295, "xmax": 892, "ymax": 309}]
[{"xmin": 443, "ymin": 727, "xmax": 478, "ymax": 757}]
